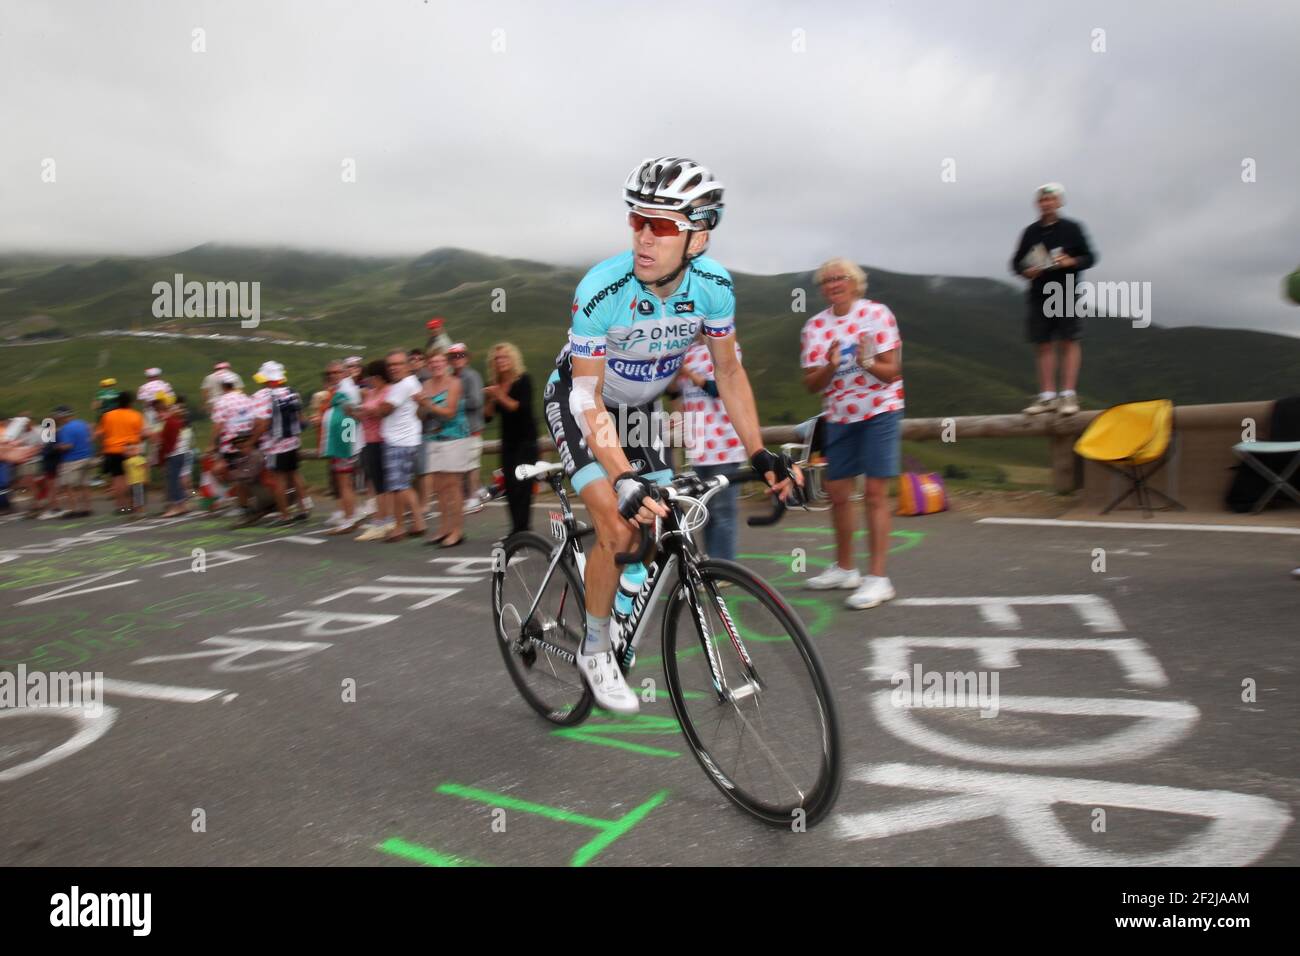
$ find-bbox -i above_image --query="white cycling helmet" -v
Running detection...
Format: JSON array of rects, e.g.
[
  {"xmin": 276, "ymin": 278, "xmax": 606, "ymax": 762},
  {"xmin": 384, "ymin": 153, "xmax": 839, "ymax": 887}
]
[{"xmin": 624, "ymin": 157, "xmax": 725, "ymax": 230}]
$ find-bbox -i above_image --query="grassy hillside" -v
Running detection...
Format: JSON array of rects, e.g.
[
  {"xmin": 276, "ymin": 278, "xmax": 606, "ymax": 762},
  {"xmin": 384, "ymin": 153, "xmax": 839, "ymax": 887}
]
[{"xmin": 3, "ymin": 244, "xmax": 1296, "ymax": 486}]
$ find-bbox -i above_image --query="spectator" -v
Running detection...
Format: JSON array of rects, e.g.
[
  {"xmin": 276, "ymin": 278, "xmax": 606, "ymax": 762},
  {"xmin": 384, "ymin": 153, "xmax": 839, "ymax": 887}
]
[
  {"xmin": 308, "ymin": 367, "xmax": 335, "ymax": 457},
  {"xmin": 95, "ymin": 392, "xmax": 145, "ymax": 514},
  {"xmin": 323, "ymin": 364, "xmax": 364, "ymax": 535},
  {"xmin": 420, "ymin": 349, "xmax": 468, "ymax": 547},
  {"xmin": 201, "ymin": 361, "xmax": 242, "ymax": 408},
  {"xmin": 408, "ymin": 348, "xmax": 428, "ymax": 381},
  {"xmin": 0, "ymin": 415, "xmax": 15, "ymax": 514},
  {"xmin": 90, "ymin": 377, "xmax": 119, "ymax": 487},
  {"xmin": 4, "ymin": 414, "xmax": 40, "ymax": 507},
  {"xmin": 156, "ymin": 395, "xmax": 192, "ymax": 517},
  {"xmin": 483, "ymin": 342, "xmax": 538, "ymax": 535},
  {"xmin": 448, "ymin": 342, "xmax": 488, "ymax": 513},
  {"xmin": 676, "ymin": 334, "xmax": 745, "ymax": 561},
  {"xmin": 225, "ymin": 428, "xmax": 274, "ymax": 527},
  {"xmin": 249, "ymin": 360, "xmax": 311, "ymax": 526},
  {"xmin": 52, "ymin": 405, "xmax": 94, "ymax": 518},
  {"xmin": 1010, "ymin": 182, "xmax": 1098, "ymax": 416},
  {"xmin": 425, "ymin": 317, "xmax": 453, "ymax": 354},
  {"xmin": 801, "ymin": 257, "xmax": 904, "ymax": 610},
  {"xmin": 137, "ymin": 367, "xmax": 174, "ymax": 406},
  {"xmin": 210, "ymin": 372, "xmax": 255, "ymax": 490},
  {"xmin": 340, "ymin": 356, "xmax": 373, "ymax": 523},
  {"xmin": 376, "ymin": 350, "xmax": 429, "ymax": 542},
  {"xmin": 353, "ymin": 359, "xmax": 394, "ymax": 541},
  {"xmin": 92, "ymin": 377, "xmax": 120, "ymax": 419},
  {"xmin": 29, "ymin": 418, "xmax": 64, "ymax": 519}
]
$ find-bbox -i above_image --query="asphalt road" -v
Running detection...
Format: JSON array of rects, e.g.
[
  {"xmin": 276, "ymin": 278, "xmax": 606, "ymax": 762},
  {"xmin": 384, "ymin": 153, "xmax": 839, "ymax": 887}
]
[{"xmin": 1, "ymin": 499, "xmax": 1297, "ymax": 866}]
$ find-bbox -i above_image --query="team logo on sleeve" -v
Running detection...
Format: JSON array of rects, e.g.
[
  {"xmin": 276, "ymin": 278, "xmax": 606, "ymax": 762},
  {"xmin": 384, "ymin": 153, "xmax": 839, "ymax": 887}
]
[{"xmin": 569, "ymin": 336, "xmax": 607, "ymax": 358}]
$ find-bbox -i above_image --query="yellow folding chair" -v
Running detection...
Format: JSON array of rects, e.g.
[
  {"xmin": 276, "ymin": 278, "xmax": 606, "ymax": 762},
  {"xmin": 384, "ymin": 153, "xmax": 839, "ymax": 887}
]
[{"xmin": 1073, "ymin": 400, "xmax": 1185, "ymax": 516}]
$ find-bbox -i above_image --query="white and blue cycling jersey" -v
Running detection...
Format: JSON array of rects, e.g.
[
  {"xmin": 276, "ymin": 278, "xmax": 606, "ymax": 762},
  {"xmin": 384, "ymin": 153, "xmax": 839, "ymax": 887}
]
[{"xmin": 553, "ymin": 250, "xmax": 736, "ymax": 408}]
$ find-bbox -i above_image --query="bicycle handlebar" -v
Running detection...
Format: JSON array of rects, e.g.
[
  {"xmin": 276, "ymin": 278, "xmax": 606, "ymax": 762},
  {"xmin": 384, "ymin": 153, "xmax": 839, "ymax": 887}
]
[
  {"xmin": 614, "ymin": 481, "xmax": 662, "ymax": 566},
  {"xmin": 740, "ymin": 466, "xmax": 806, "ymax": 527},
  {"xmin": 615, "ymin": 519, "xmax": 658, "ymax": 567}
]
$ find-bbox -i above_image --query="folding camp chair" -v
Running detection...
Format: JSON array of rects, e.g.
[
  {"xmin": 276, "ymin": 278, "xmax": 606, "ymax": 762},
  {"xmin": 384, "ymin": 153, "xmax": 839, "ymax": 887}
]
[
  {"xmin": 1231, "ymin": 441, "xmax": 1300, "ymax": 513},
  {"xmin": 1074, "ymin": 399, "xmax": 1185, "ymax": 516}
]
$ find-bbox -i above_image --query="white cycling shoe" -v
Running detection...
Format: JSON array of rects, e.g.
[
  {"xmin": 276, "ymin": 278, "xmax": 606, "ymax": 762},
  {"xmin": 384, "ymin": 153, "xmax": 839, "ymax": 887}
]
[{"xmin": 576, "ymin": 647, "xmax": 639, "ymax": 714}]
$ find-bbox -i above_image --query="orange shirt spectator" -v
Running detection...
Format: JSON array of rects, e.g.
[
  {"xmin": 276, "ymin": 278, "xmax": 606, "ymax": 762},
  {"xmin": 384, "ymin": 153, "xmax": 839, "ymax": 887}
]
[{"xmin": 98, "ymin": 407, "xmax": 145, "ymax": 454}]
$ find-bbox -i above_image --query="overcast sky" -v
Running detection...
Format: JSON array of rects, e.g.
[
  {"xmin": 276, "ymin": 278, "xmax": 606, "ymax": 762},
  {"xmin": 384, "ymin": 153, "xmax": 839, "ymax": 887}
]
[{"xmin": 2, "ymin": 0, "xmax": 1297, "ymax": 336}]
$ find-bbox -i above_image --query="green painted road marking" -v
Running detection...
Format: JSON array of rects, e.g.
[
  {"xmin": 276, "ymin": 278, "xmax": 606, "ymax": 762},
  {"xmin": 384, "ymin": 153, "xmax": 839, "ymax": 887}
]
[
  {"xmin": 433, "ymin": 783, "xmax": 669, "ymax": 867},
  {"xmin": 774, "ymin": 527, "xmax": 927, "ymax": 555},
  {"xmin": 553, "ymin": 712, "xmax": 683, "ymax": 758},
  {"xmin": 375, "ymin": 837, "xmax": 487, "ymax": 867}
]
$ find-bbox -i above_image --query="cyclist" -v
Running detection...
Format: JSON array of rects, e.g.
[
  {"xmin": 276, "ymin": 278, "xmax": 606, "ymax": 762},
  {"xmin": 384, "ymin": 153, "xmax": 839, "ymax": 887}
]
[{"xmin": 544, "ymin": 156, "xmax": 801, "ymax": 714}]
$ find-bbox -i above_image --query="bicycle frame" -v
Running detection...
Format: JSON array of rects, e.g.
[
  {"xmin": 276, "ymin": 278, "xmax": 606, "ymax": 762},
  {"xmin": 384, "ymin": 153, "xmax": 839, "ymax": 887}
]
[{"xmin": 516, "ymin": 471, "xmax": 753, "ymax": 705}]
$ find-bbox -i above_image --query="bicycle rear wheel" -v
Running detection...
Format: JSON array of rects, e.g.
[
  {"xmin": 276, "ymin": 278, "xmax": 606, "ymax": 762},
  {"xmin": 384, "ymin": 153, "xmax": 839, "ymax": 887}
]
[
  {"xmin": 661, "ymin": 559, "xmax": 841, "ymax": 827},
  {"xmin": 492, "ymin": 531, "xmax": 593, "ymax": 726}
]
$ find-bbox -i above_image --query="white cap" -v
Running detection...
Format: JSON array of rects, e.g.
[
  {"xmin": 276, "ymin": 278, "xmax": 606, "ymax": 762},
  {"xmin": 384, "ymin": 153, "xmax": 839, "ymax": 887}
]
[
  {"xmin": 255, "ymin": 360, "xmax": 286, "ymax": 383},
  {"xmin": 145, "ymin": 367, "xmax": 162, "ymax": 377},
  {"xmin": 218, "ymin": 371, "xmax": 239, "ymax": 385},
  {"xmin": 1036, "ymin": 182, "xmax": 1065, "ymax": 204}
]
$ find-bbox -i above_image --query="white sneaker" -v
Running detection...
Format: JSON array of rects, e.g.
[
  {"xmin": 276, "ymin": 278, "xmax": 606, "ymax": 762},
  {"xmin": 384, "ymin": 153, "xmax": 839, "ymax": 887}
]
[
  {"xmin": 1057, "ymin": 394, "xmax": 1080, "ymax": 416},
  {"xmin": 1023, "ymin": 396, "xmax": 1057, "ymax": 415},
  {"xmin": 806, "ymin": 565, "xmax": 862, "ymax": 590},
  {"xmin": 463, "ymin": 497, "xmax": 484, "ymax": 515},
  {"xmin": 846, "ymin": 575, "xmax": 896, "ymax": 610},
  {"xmin": 575, "ymin": 647, "xmax": 639, "ymax": 714},
  {"xmin": 355, "ymin": 522, "xmax": 392, "ymax": 542},
  {"xmin": 37, "ymin": 509, "xmax": 66, "ymax": 520}
]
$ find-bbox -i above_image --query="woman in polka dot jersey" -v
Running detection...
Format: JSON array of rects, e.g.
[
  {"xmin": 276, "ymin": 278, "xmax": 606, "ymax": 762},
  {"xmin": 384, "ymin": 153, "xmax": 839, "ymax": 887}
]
[
  {"xmin": 799, "ymin": 257, "xmax": 904, "ymax": 610},
  {"xmin": 676, "ymin": 334, "xmax": 746, "ymax": 561}
]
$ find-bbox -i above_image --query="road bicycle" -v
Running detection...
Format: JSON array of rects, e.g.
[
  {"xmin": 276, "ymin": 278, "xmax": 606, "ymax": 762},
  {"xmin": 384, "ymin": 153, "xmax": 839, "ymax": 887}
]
[{"xmin": 491, "ymin": 461, "xmax": 842, "ymax": 827}]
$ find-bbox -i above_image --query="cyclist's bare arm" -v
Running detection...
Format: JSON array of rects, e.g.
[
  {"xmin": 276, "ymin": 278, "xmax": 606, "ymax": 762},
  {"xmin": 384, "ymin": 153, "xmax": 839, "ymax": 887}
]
[
  {"xmin": 707, "ymin": 335, "xmax": 803, "ymax": 500},
  {"xmin": 568, "ymin": 354, "xmax": 667, "ymax": 525}
]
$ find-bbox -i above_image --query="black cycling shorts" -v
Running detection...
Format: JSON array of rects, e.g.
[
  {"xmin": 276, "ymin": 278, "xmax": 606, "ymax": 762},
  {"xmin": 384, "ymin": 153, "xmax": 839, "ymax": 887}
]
[{"xmin": 543, "ymin": 368, "xmax": 671, "ymax": 494}]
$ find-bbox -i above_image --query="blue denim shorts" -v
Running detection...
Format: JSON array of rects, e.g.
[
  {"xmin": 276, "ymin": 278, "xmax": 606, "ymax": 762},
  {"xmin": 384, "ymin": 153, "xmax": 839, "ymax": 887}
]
[
  {"xmin": 382, "ymin": 443, "xmax": 420, "ymax": 491},
  {"xmin": 824, "ymin": 411, "xmax": 901, "ymax": 481}
]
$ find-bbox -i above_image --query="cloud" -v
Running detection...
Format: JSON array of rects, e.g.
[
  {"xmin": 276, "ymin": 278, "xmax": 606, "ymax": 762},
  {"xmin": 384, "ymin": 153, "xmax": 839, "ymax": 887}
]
[{"xmin": 2, "ymin": 0, "xmax": 1297, "ymax": 334}]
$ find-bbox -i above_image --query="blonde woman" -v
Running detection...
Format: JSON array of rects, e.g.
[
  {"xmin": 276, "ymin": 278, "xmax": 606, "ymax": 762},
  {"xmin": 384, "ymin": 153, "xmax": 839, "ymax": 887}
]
[
  {"xmin": 483, "ymin": 342, "xmax": 539, "ymax": 534},
  {"xmin": 800, "ymin": 257, "xmax": 904, "ymax": 610},
  {"xmin": 420, "ymin": 349, "xmax": 469, "ymax": 547}
]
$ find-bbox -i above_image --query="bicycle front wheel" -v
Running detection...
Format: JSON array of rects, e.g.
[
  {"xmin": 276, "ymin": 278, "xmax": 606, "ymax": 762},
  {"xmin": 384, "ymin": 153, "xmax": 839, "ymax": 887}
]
[
  {"xmin": 492, "ymin": 531, "xmax": 593, "ymax": 726},
  {"xmin": 661, "ymin": 559, "xmax": 841, "ymax": 827}
]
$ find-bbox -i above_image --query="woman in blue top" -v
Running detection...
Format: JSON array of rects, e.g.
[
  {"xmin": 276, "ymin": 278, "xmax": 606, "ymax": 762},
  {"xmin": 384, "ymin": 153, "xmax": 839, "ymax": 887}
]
[{"xmin": 421, "ymin": 349, "xmax": 469, "ymax": 547}]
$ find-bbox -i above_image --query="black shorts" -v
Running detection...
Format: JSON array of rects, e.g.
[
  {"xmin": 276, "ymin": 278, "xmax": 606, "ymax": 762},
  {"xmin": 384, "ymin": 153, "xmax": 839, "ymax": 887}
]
[
  {"xmin": 1026, "ymin": 294, "xmax": 1082, "ymax": 343},
  {"xmin": 266, "ymin": 449, "xmax": 299, "ymax": 473},
  {"xmin": 103, "ymin": 453, "xmax": 125, "ymax": 477},
  {"xmin": 361, "ymin": 442, "xmax": 387, "ymax": 494},
  {"xmin": 542, "ymin": 369, "xmax": 671, "ymax": 494}
]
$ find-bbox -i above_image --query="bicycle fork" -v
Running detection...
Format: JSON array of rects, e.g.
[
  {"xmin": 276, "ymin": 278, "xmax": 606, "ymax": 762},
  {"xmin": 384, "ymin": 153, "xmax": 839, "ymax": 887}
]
[{"xmin": 680, "ymin": 565, "xmax": 763, "ymax": 705}]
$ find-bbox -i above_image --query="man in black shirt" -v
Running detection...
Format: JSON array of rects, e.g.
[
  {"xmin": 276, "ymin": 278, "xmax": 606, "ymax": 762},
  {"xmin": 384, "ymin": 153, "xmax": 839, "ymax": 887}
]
[{"xmin": 1010, "ymin": 183, "xmax": 1098, "ymax": 416}]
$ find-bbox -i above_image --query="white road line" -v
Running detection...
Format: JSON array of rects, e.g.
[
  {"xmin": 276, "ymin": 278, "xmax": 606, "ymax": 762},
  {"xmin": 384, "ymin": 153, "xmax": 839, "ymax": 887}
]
[
  {"xmin": 100, "ymin": 679, "xmax": 226, "ymax": 703},
  {"xmin": 892, "ymin": 595, "xmax": 1124, "ymax": 633},
  {"xmin": 978, "ymin": 517, "xmax": 1300, "ymax": 535}
]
